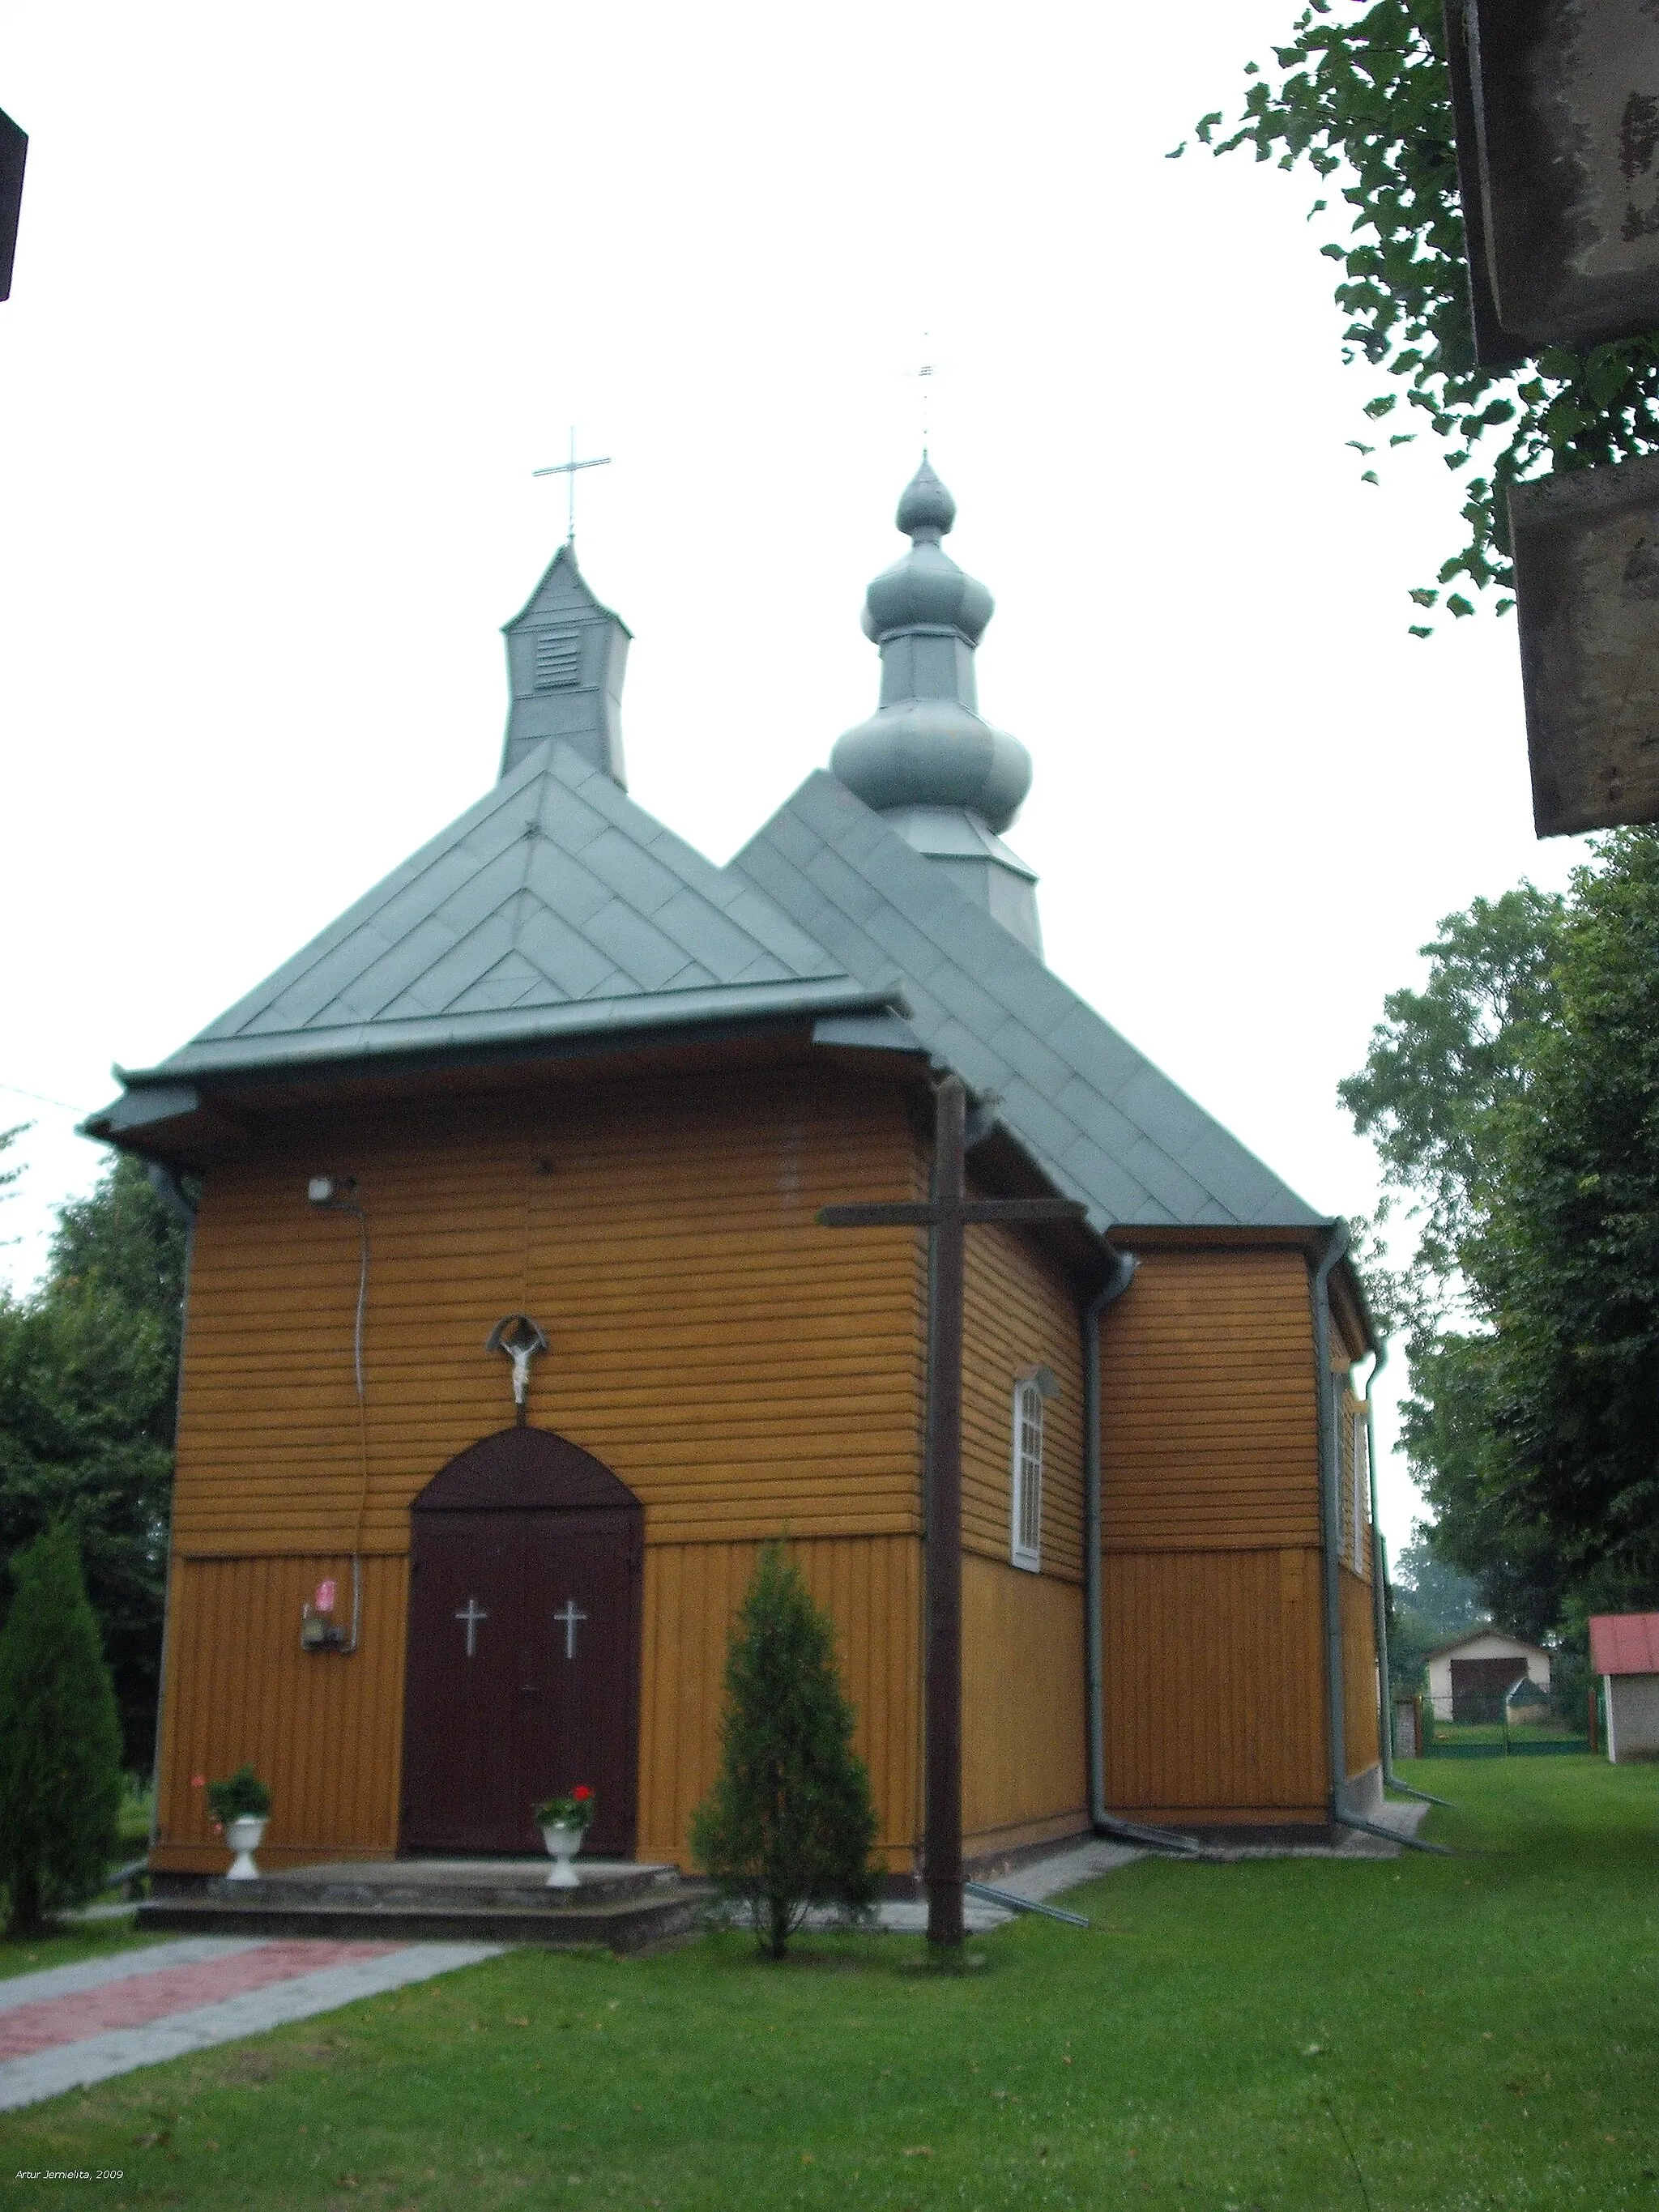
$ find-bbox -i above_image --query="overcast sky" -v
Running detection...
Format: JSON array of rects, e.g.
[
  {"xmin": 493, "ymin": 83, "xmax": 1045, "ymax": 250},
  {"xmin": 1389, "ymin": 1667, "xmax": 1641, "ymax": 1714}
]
[{"xmin": 0, "ymin": 2, "xmax": 1586, "ymax": 1557}]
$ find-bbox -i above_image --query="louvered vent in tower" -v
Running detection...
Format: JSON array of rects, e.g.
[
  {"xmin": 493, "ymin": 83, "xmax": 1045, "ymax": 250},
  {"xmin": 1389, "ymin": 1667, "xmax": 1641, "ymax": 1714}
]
[{"xmin": 533, "ymin": 628, "xmax": 582, "ymax": 692}]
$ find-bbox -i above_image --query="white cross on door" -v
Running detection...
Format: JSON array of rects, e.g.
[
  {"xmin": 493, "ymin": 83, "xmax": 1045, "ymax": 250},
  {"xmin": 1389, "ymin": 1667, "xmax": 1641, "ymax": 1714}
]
[
  {"xmin": 552, "ymin": 1600, "xmax": 587, "ymax": 1660},
  {"xmin": 454, "ymin": 1596, "xmax": 488, "ymax": 1658}
]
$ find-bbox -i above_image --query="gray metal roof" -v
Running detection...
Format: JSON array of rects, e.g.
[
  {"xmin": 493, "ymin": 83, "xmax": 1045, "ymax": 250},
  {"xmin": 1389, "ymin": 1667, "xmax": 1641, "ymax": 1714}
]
[
  {"xmin": 104, "ymin": 738, "xmax": 1324, "ymax": 1234},
  {"xmin": 130, "ymin": 738, "xmax": 874, "ymax": 1082},
  {"xmin": 730, "ymin": 770, "xmax": 1324, "ymax": 1234},
  {"xmin": 99, "ymin": 470, "xmax": 1323, "ymax": 1240}
]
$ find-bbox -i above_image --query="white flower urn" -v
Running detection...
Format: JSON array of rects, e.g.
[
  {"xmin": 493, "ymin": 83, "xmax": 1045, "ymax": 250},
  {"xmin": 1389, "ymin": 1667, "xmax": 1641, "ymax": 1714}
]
[
  {"xmin": 540, "ymin": 1821, "xmax": 584, "ymax": 1888},
  {"xmin": 224, "ymin": 1816, "xmax": 267, "ymax": 1881}
]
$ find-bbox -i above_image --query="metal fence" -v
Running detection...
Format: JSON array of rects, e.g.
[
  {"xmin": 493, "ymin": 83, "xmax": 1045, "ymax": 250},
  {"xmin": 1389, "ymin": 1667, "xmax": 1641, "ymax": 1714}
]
[{"xmin": 1392, "ymin": 1682, "xmax": 1597, "ymax": 1760}]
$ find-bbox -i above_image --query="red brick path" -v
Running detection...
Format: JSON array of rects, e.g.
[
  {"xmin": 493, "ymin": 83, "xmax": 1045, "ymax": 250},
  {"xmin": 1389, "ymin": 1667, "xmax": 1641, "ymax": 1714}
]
[{"xmin": 0, "ymin": 1942, "xmax": 400, "ymax": 2060}]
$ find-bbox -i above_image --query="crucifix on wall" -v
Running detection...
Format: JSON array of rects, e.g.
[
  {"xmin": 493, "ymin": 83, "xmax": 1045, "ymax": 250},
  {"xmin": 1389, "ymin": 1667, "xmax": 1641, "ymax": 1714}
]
[
  {"xmin": 820, "ymin": 1074, "xmax": 1085, "ymax": 1950},
  {"xmin": 487, "ymin": 1314, "xmax": 548, "ymax": 1421}
]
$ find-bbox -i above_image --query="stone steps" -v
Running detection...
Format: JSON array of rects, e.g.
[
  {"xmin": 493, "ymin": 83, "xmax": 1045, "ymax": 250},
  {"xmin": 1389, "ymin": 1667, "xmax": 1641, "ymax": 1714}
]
[{"xmin": 136, "ymin": 1858, "xmax": 709, "ymax": 1953}]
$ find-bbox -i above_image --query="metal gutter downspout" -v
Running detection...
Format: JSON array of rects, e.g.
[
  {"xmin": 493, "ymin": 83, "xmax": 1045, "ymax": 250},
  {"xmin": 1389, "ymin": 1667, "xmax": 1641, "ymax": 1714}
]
[
  {"xmin": 142, "ymin": 1163, "xmax": 198, "ymax": 1861},
  {"xmin": 145, "ymin": 1161, "xmax": 197, "ymax": 1231},
  {"xmin": 1312, "ymin": 1223, "xmax": 1350, "ymax": 1831},
  {"xmin": 1320, "ymin": 1234, "xmax": 1453, "ymax": 1856},
  {"xmin": 1084, "ymin": 1247, "xmax": 1202, "ymax": 1856},
  {"xmin": 1363, "ymin": 1341, "xmax": 1451, "ymax": 1810}
]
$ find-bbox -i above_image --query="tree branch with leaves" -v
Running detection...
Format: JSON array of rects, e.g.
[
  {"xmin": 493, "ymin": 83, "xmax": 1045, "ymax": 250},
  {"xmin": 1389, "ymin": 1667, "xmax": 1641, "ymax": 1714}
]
[{"xmin": 1178, "ymin": 0, "xmax": 1659, "ymax": 632}]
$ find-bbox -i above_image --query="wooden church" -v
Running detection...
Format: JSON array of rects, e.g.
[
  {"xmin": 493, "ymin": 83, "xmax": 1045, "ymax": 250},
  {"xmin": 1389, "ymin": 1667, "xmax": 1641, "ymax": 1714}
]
[{"xmin": 89, "ymin": 460, "xmax": 1384, "ymax": 1886}]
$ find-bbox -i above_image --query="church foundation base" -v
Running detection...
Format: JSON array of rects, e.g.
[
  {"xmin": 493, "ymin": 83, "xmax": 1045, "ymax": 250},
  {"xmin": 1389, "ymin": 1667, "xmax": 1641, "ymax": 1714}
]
[{"xmin": 137, "ymin": 1857, "xmax": 707, "ymax": 1952}]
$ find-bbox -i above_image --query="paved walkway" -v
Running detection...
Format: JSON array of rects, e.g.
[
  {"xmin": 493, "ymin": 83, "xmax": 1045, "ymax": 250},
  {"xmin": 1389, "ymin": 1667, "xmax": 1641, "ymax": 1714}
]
[
  {"xmin": 0, "ymin": 1935, "xmax": 500, "ymax": 2112},
  {"xmin": 793, "ymin": 1835, "xmax": 1145, "ymax": 1933}
]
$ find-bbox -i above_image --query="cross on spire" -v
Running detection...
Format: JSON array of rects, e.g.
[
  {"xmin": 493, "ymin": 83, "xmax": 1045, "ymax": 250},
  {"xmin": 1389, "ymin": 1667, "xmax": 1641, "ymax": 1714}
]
[
  {"xmin": 910, "ymin": 333, "xmax": 952, "ymax": 458},
  {"xmin": 533, "ymin": 427, "xmax": 612, "ymax": 543}
]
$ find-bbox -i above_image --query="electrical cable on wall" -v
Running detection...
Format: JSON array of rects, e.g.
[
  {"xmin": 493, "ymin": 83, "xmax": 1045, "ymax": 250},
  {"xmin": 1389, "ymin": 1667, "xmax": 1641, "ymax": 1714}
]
[{"xmin": 307, "ymin": 1174, "xmax": 371, "ymax": 1654}]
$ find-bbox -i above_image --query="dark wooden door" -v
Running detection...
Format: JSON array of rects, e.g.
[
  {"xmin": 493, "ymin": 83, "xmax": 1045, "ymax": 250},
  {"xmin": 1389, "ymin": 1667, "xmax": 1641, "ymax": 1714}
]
[
  {"xmin": 1450, "ymin": 1656, "xmax": 1526, "ymax": 1725},
  {"xmin": 402, "ymin": 1514, "xmax": 531, "ymax": 1852},
  {"xmin": 401, "ymin": 1429, "xmax": 642, "ymax": 1857},
  {"xmin": 515, "ymin": 1515, "xmax": 639, "ymax": 1856}
]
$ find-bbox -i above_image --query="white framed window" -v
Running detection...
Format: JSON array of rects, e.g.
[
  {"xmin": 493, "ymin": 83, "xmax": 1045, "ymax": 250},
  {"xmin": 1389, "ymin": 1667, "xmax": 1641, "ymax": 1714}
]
[
  {"xmin": 1010, "ymin": 1375, "xmax": 1045, "ymax": 1571},
  {"xmin": 1351, "ymin": 1405, "xmax": 1370, "ymax": 1575}
]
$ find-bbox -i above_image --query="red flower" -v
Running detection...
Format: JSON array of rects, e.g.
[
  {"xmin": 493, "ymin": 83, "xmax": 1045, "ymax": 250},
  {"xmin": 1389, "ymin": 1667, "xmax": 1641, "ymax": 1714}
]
[{"xmin": 573, "ymin": 1785, "xmax": 593, "ymax": 1801}]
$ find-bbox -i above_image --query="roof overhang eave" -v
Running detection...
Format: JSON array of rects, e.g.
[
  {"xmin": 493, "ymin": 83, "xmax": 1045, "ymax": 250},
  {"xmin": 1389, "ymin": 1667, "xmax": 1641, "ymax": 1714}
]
[
  {"xmin": 84, "ymin": 981, "xmax": 911, "ymax": 1159},
  {"xmin": 112, "ymin": 976, "xmax": 907, "ymax": 1089}
]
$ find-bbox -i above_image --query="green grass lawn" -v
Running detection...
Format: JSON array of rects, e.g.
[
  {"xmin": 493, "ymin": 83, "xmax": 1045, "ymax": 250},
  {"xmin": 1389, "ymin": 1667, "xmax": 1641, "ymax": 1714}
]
[
  {"xmin": 6, "ymin": 1758, "xmax": 1656, "ymax": 2210},
  {"xmin": 0, "ymin": 1916, "xmax": 159, "ymax": 1986}
]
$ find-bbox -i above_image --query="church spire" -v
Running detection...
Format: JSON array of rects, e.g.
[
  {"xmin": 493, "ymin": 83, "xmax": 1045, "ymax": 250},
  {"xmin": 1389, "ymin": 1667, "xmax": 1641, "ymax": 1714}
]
[
  {"xmin": 499, "ymin": 541, "xmax": 632, "ymax": 786},
  {"xmin": 830, "ymin": 459, "xmax": 1042, "ymax": 953}
]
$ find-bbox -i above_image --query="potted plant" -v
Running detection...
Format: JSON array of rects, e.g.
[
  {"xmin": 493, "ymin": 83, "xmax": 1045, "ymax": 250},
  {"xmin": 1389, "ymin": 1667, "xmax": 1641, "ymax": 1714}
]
[
  {"xmin": 207, "ymin": 1764, "xmax": 272, "ymax": 1881},
  {"xmin": 533, "ymin": 1785, "xmax": 595, "ymax": 1888}
]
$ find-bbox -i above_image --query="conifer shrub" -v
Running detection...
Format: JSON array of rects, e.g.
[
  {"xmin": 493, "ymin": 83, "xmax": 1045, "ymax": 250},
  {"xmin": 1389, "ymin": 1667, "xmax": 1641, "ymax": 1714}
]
[
  {"xmin": 0, "ymin": 1522, "xmax": 124, "ymax": 1934},
  {"xmin": 690, "ymin": 1541, "xmax": 880, "ymax": 1958}
]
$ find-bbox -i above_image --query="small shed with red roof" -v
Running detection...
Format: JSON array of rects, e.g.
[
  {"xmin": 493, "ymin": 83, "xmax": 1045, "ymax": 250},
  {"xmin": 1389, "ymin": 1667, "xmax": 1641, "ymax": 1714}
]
[{"xmin": 1589, "ymin": 1614, "xmax": 1659, "ymax": 1763}]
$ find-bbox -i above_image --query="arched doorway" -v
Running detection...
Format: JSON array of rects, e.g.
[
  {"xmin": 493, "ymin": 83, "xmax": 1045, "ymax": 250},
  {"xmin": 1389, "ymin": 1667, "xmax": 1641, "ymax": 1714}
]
[{"xmin": 400, "ymin": 1427, "xmax": 642, "ymax": 1858}]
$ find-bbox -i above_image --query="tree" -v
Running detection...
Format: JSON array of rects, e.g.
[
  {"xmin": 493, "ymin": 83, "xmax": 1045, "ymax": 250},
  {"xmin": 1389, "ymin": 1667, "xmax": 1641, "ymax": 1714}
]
[
  {"xmin": 0, "ymin": 1522, "xmax": 124, "ymax": 1934},
  {"xmin": 1182, "ymin": 1, "xmax": 1659, "ymax": 629},
  {"xmin": 1465, "ymin": 832, "xmax": 1659, "ymax": 1615},
  {"xmin": 51, "ymin": 1154, "xmax": 189, "ymax": 1334},
  {"xmin": 0, "ymin": 1120, "xmax": 23, "ymax": 1220},
  {"xmin": 1342, "ymin": 840, "xmax": 1659, "ymax": 1637},
  {"xmin": 0, "ymin": 1155, "xmax": 187, "ymax": 1769},
  {"xmin": 1339, "ymin": 884, "xmax": 1563, "ymax": 1313},
  {"xmin": 1384, "ymin": 1529, "xmax": 1484, "ymax": 1691},
  {"xmin": 1397, "ymin": 1328, "xmax": 1584, "ymax": 1640},
  {"xmin": 1391, "ymin": 1532, "xmax": 1483, "ymax": 1638},
  {"xmin": 690, "ymin": 1543, "xmax": 880, "ymax": 1959}
]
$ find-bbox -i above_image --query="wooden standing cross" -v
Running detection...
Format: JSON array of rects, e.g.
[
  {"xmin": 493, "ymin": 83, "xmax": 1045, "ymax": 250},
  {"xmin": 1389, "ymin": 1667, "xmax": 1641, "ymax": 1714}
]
[{"xmin": 820, "ymin": 1075, "xmax": 1085, "ymax": 1948}]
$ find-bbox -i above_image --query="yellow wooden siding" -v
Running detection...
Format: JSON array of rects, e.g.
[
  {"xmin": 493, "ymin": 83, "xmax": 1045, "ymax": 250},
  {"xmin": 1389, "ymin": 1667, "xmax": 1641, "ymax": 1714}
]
[
  {"xmin": 151, "ymin": 1554, "xmax": 408, "ymax": 1873},
  {"xmin": 962, "ymin": 1217, "xmax": 1085, "ymax": 1579},
  {"xmin": 962, "ymin": 1554, "xmax": 1087, "ymax": 1852},
  {"xmin": 1340, "ymin": 1564, "xmax": 1381, "ymax": 1778},
  {"xmin": 154, "ymin": 1536, "xmax": 920, "ymax": 1876},
  {"xmin": 1099, "ymin": 1247, "xmax": 1320, "ymax": 1551},
  {"xmin": 1102, "ymin": 1548, "xmax": 1328, "ymax": 1819},
  {"xmin": 171, "ymin": 1071, "xmax": 928, "ymax": 1556},
  {"xmin": 636, "ymin": 1536, "xmax": 921, "ymax": 1871}
]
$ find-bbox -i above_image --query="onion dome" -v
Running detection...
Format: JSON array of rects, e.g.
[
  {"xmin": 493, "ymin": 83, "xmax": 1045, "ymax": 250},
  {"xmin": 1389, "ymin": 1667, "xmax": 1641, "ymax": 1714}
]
[{"xmin": 832, "ymin": 459, "xmax": 1032, "ymax": 833}]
